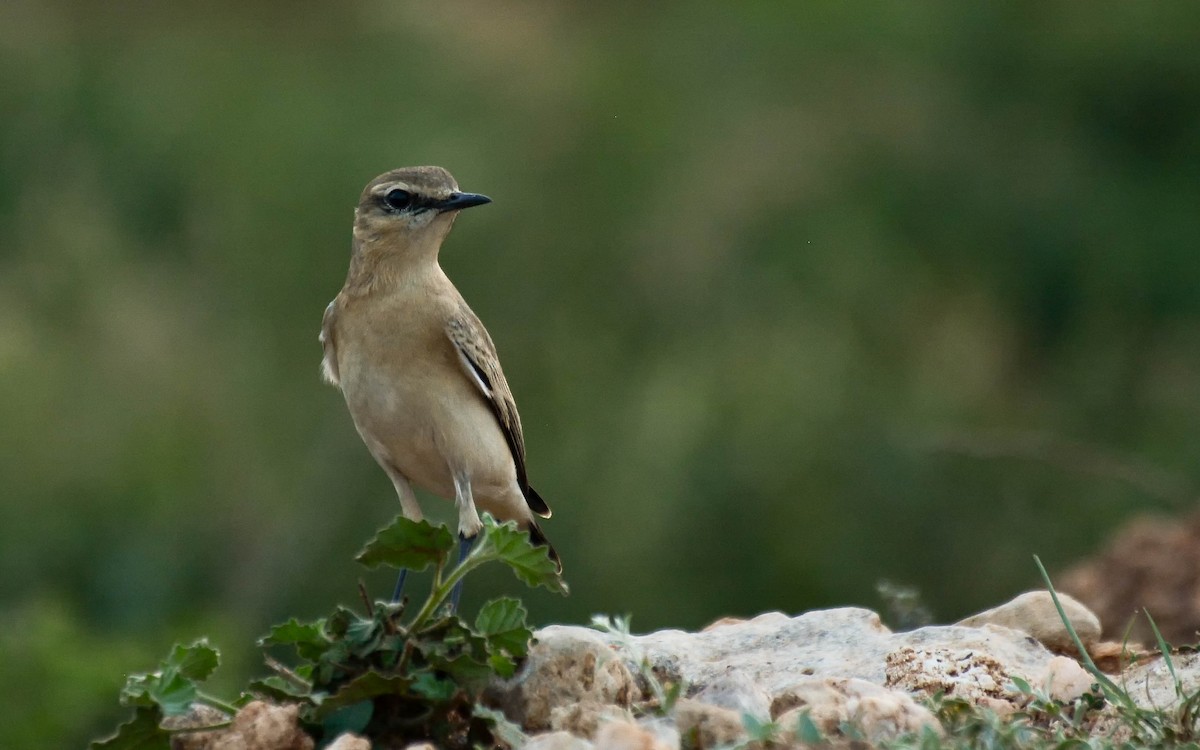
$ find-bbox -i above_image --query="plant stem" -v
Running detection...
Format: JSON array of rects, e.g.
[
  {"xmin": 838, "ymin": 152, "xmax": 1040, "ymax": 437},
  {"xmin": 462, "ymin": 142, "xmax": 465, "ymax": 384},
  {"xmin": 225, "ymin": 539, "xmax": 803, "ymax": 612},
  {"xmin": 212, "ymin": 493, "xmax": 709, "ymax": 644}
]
[
  {"xmin": 196, "ymin": 691, "xmax": 241, "ymax": 716},
  {"xmin": 1033, "ymin": 555, "xmax": 1145, "ymax": 719},
  {"xmin": 264, "ymin": 655, "xmax": 311, "ymax": 689},
  {"xmin": 408, "ymin": 547, "xmax": 492, "ymax": 631}
]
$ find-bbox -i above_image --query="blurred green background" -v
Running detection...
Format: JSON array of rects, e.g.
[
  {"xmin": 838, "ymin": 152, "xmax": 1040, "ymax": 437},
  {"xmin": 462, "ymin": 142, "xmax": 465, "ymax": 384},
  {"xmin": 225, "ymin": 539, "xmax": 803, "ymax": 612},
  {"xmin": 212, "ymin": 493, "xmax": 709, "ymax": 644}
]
[{"xmin": 4, "ymin": 1, "xmax": 1200, "ymax": 745}]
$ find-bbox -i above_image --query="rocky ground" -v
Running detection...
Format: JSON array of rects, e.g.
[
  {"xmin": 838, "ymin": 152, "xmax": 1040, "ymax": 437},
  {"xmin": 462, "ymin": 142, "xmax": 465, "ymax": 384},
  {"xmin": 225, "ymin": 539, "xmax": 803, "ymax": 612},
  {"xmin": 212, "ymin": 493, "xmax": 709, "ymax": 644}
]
[{"xmin": 169, "ymin": 586, "xmax": 1198, "ymax": 750}]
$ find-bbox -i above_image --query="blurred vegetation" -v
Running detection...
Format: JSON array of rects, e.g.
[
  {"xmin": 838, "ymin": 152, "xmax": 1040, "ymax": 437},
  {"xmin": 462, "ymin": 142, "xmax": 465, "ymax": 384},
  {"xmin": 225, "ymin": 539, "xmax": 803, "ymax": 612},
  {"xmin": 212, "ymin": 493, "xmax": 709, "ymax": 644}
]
[{"xmin": 3, "ymin": 1, "xmax": 1199, "ymax": 745}]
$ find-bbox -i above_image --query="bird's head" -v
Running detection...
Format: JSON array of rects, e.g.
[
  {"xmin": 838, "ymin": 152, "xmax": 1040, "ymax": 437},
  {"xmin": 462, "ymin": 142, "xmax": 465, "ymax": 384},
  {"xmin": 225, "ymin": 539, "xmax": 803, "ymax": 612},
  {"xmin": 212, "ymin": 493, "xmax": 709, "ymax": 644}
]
[{"xmin": 352, "ymin": 166, "xmax": 491, "ymax": 253}]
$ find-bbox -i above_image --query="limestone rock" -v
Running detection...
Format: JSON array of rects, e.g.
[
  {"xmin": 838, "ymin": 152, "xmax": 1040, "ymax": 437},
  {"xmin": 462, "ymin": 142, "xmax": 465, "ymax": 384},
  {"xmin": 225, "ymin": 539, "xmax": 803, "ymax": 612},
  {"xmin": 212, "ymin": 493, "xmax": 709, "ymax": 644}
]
[
  {"xmin": 1043, "ymin": 655, "xmax": 1094, "ymax": 702},
  {"xmin": 701, "ymin": 616, "xmax": 746, "ymax": 631},
  {"xmin": 956, "ymin": 590, "xmax": 1102, "ymax": 651},
  {"xmin": 886, "ymin": 646, "xmax": 1018, "ymax": 710},
  {"xmin": 1118, "ymin": 651, "xmax": 1200, "ymax": 710},
  {"xmin": 596, "ymin": 609, "xmax": 890, "ymax": 692},
  {"xmin": 594, "ymin": 720, "xmax": 676, "ymax": 750},
  {"xmin": 673, "ymin": 698, "xmax": 745, "ymax": 748},
  {"xmin": 550, "ymin": 701, "xmax": 636, "ymax": 739},
  {"xmin": 169, "ymin": 701, "xmax": 313, "ymax": 750},
  {"xmin": 167, "ymin": 705, "xmax": 234, "ymax": 750},
  {"xmin": 691, "ymin": 671, "xmax": 771, "ymax": 719},
  {"xmin": 485, "ymin": 626, "xmax": 639, "ymax": 730},
  {"xmin": 772, "ymin": 676, "xmax": 942, "ymax": 743},
  {"xmin": 588, "ymin": 607, "xmax": 1060, "ymax": 706},
  {"xmin": 526, "ymin": 731, "xmax": 596, "ymax": 750}
]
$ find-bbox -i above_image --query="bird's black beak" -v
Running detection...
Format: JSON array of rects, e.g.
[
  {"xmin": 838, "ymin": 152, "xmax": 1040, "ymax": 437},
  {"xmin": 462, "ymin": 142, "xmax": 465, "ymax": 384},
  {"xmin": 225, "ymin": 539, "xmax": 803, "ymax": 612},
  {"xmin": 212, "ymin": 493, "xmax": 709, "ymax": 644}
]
[{"xmin": 435, "ymin": 192, "xmax": 492, "ymax": 212}]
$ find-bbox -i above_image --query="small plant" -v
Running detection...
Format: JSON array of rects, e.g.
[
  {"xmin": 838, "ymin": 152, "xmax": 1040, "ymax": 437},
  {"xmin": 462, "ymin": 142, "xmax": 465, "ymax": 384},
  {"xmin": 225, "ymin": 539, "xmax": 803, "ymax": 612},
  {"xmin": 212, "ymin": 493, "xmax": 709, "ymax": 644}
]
[
  {"xmin": 591, "ymin": 614, "xmax": 685, "ymax": 717},
  {"xmin": 92, "ymin": 514, "xmax": 567, "ymax": 750},
  {"xmin": 737, "ymin": 713, "xmax": 784, "ymax": 748},
  {"xmin": 880, "ymin": 560, "xmax": 1200, "ymax": 750},
  {"xmin": 1033, "ymin": 555, "xmax": 1200, "ymax": 747}
]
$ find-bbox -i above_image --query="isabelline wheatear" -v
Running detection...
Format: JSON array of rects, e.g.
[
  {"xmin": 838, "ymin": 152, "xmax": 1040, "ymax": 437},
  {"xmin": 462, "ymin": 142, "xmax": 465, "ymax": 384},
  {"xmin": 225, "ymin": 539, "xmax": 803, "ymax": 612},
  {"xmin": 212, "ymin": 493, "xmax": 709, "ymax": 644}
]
[{"xmin": 320, "ymin": 166, "xmax": 558, "ymax": 602}]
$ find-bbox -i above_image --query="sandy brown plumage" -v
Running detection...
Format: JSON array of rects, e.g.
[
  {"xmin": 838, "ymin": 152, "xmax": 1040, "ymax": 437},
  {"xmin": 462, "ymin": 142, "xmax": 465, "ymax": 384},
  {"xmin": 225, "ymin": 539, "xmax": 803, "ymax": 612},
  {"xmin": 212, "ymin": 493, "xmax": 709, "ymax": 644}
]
[{"xmin": 320, "ymin": 166, "xmax": 558, "ymax": 570}]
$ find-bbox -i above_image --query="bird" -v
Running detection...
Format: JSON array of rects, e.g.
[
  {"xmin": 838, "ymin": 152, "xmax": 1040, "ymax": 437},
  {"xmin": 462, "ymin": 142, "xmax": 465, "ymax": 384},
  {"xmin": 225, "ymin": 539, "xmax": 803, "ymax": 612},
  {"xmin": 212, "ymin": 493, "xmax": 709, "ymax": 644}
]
[{"xmin": 319, "ymin": 166, "xmax": 558, "ymax": 605}]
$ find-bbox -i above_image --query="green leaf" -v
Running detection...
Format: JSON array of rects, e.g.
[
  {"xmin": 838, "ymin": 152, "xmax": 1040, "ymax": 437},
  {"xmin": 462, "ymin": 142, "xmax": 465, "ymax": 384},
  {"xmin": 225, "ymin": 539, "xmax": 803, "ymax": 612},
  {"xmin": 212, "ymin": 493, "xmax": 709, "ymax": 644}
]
[
  {"xmin": 795, "ymin": 711, "xmax": 824, "ymax": 744},
  {"xmin": 119, "ymin": 641, "xmax": 221, "ymax": 716},
  {"xmin": 343, "ymin": 614, "xmax": 385, "ymax": 658},
  {"xmin": 661, "ymin": 679, "xmax": 683, "ymax": 714},
  {"xmin": 247, "ymin": 675, "xmax": 311, "ymax": 702},
  {"xmin": 411, "ymin": 671, "xmax": 459, "ymax": 702},
  {"xmin": 1144, "ymin": 609, "xmax": 1182, "ymax": 699},
  {"xmin": 356, "ymin": 516, "xmax": 455, "ymax": 572},
  {"xmin": 472, "ymin": 517, "xmax": 568, "ymax": 594},
  {"xmin": 425, "ymin": 650, "xmax": 494, "ymax": 689},
  {"xmin": 475, "ymin": 597, "xmax": 532, "ymax": 658},
  {"xmin": 1033, "ymin": 555, "xmax": 1133, "ymax": 710},
  {"xmin": 741, "ymin": 713, "xmax": 779, "ymax": 742},
  {"xmin": 474, "ymin": 705, "xmax": 528, "ymax": 749},
  {"xmin": 121, "ymin": 672, "xmax": 195, "ymax": 716},
  {"xmin": 487, "ymin": 651, "xmax": 519, "ymax": 679},
  {"xmin": 416, "ymin": 617, "xmax": 495, "ymax": 683},
  {"xmin": 325, "ymin": 605, "xmax": 360, "ymax": 638},
  {"xmin": 90, "ymin": 707, "xmax": 169, "ymax": 750},
  {"xmin": 313, "ymin": 671, "xmax": 410, "ymax": 720},
  {"xmin": 168, "ymin": 641, "xmax": 220, "ymax": 681},
  {"xmin": 321, "ymin": 700, "xmax": 374, "ymax": 740},
  {"xmin": 258, "ymin": 618, "xmax": 327, "ymax": 660}
]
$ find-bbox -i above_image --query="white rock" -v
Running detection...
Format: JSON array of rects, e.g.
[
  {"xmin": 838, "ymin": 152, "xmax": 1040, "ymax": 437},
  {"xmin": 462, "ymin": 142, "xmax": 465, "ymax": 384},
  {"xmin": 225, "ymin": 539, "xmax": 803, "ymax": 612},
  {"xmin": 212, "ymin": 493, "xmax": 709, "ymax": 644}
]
[
  {"xmin": 492, "ymin": 604, "xmax": 1081, "ymax": 740},
  {"xmin": 956, "ymin": 591, "xmax": 1102, "ymax": 651},
  {"xmin": 634, "ymin": 717, "xmax": 681, "ymax": 750},
  {"xmin": 772, "ymin": 676, "xmax": 942, "ymax": 742},
  {"xmin": 549, "ymin": 701, "xmax": 636, "ymax": 738},
  {"xmin": 485, "ymin": 626, "xmax": 638, "ymax": 730},
  {"xmin": 597, "ymin": 609, "xmax": 890, "ymax": 691},
  {"xmin": 672, "ymin": 699, "xmax": 746, "ymax": 748},
  {"xmin": 169, "ymin": 701, "xmax": 313, "ymax": 750},
  {"xmin": 1118, "ymin": 651, "xmax": 1200, "ymax": 710},
  {"xmin": 691, "ymin": 671, "xmax": 772, "ymax": 719},
  {"xmin": 593, "ymin": 720, "xmax": 677, "ymax": 750},
  {"xmin": 885, "ymin": 646, "xmax": 1016, "ymax": 707},
  {"xmin": 591, "ymin": 608, "xmax": 1059, "ymax": 701},
  {"xmin": 166, "ymin": 705, "xmax": 233, "ymax": 750},
  {"xmin": 326, "ymin": 733, "xmax": 370, "ymax": 750},
  {"xmin": 525, "ymin": 731, "xmax": 595, "ymax": 750},
  {"xmin": 1043, "ymin": 655, "xmax": 1094, "ymax": 702}
]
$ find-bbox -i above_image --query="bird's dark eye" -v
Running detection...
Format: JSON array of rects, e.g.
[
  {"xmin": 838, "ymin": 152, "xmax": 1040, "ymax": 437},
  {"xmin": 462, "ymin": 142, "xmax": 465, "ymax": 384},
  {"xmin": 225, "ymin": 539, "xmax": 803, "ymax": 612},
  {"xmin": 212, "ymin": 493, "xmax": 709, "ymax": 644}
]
[{"xmin": 383, "ymin": 188, "xmax": 413, "ymax": 211}]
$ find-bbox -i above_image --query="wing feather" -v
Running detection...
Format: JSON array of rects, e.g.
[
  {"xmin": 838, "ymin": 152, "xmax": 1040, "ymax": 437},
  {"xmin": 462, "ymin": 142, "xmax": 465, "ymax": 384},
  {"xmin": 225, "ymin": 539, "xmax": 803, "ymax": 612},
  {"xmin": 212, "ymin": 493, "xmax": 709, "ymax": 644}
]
[
  {"xmin": 319, "ymin": 300, "xmax": 341, "ymax": 386},
  {"xmin": 446, "ymin": 315, "xmax": 551, "ymax": 518}
]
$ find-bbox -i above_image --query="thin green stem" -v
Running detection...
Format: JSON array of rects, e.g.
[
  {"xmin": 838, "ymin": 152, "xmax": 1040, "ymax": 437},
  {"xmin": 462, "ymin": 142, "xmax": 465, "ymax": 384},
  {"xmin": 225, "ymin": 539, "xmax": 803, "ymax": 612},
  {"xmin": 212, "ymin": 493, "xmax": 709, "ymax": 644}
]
[
  {"xmin": 407, "ymin": 547, "xmax": 494, "ymax": 631},
  {"xmin": 433, "ymin": 555, "xmax": 445, "ymax": 589},
  {"xmin": 1033, "ymin": 555, "xmax": 1140, "ymax": 715},
  {"xmin": 196, "ymin": 691, "xmax": 241, "ymax": 716},
  {"xmin": 1145, "ymin": 609, "xmax": 1182, "ymax": 699}
]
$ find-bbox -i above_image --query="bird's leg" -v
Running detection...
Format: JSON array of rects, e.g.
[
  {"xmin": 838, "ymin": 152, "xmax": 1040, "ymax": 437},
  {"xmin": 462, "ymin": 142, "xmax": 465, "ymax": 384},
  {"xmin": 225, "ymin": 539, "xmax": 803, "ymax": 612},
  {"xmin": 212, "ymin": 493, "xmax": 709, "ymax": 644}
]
[
  {"xmin": 449, "ymin": 470, "xmax": 482, "ymax": 612},
  {"xmin": 390, "ymin": 569, "xmax": 409, "ymax": 602},
  {"xmin": 449, "ymin": 533, "xmax": 475, "ymax": 611},
  {"xmin": 385, "ymin": 467, "xmax": 423, "ymax": 603}
]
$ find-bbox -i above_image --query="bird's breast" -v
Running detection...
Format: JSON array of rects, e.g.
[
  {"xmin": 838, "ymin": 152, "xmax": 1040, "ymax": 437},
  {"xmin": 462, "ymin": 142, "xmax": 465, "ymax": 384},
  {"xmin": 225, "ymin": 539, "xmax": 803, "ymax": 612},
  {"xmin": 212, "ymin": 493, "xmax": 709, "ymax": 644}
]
[{"xmin": 333, "ymin": 300, "xmax": 514, "ymax": 500}]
